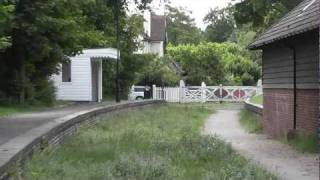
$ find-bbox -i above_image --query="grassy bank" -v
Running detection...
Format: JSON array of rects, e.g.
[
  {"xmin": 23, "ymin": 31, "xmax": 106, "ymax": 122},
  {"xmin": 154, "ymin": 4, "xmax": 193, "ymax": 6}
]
[
  {"xmin": 239, "ymin": 109, "xmax": 263, "ymax": 134},
  {"xmin": 281, "ymin": 132, "xmax": 319, "ymax": 154},
  {"xmin": 250, "ymin": 94, "xmax": 263, "ymax": 105},
  {"xmin": 21, "ymin": 104, "xmax": 276, "ymax": 179}
]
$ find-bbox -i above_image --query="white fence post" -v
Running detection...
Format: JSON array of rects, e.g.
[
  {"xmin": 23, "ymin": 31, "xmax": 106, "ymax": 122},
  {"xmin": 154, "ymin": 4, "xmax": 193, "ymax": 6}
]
[
  {"xmin": 219, "ymin": 84, "xmax": 223, "ymax": 102},
  {"xmin": 201, "ymin": 82, "xmax": 206, "ymax": 103},
  {"xmin": 152, "ymin": 85, "xmax": 156, "ymax": 100},
  {"xmin": 257, "ymin": 79, "xmax": 262, "ymax": 95},
  {"xmin": 129, "ymin": 85, "xmax": 135, "ymax": 100},
  {"xmin": 179, "ymin": 80, "xmax": 185, "ymax": 103}
]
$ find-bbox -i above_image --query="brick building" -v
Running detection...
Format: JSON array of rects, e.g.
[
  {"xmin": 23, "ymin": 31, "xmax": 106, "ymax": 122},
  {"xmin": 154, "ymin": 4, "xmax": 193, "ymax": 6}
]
[{"xmin": 249, "ymin": 0, "xmax": 320, "ymax": 137}]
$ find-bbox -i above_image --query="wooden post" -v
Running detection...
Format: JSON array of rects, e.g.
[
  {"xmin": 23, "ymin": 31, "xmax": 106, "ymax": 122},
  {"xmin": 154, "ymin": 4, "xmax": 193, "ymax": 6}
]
[
  {"xmin": 219, "ymin": 84, "xmax": 223, "ymax": 103},
  {"xmin": 152, "ymin": 85, "xmax": 156, "ymax": 100},
  {"xmin": 201, "ymin": 82, "xmax": 206, "ymax": 103},
  {"xmin": 179, "ymin": 80, "xmax": 185, "ymax": 103},
  {"xmin": 19, "ymin": 62, "xmax": 26, "ymax": 105}
]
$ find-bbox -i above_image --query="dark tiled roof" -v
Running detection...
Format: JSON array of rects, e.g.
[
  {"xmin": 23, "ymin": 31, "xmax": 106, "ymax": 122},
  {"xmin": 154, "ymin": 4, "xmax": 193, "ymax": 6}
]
[
  {"xmin": 249, "ymin": 0, "xmax": 320, "ymax": 49},
  {"xmin": 145, "ymin": 14, "xmax": 166, "ymax": 41}
]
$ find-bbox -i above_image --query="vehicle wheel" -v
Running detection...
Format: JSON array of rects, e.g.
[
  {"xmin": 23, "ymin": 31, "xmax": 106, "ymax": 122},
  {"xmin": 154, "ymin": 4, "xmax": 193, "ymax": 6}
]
[{"xmin": 136, "ymin": 96, "xmax": 144, "ymax": 101}]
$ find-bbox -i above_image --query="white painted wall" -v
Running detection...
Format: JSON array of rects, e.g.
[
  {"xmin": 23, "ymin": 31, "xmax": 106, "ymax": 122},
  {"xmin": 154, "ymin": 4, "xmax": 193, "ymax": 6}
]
[
  {"xmin": 52, "ymin": 48, "xmax": 118, "ymax": 102},
  {"xmin": 52, "ymin": 57, "xmax": 93, "ymax": 101},
  {"xmin": 143, "ymin": 41, "xmax": 164, "ymax": 57}
]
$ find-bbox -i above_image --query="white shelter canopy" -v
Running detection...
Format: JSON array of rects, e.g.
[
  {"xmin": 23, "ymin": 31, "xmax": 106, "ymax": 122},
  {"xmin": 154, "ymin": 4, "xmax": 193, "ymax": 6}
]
[{"xmin": 76, "ymin": 48, "xmax": 119, "ymax": 59}]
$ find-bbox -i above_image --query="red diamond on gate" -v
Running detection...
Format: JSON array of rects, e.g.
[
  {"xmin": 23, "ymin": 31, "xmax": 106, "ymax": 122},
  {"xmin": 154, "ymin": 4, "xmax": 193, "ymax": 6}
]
[{"xmin": 234, "ymin": 90, "xmax": 245, "ymax": 98}]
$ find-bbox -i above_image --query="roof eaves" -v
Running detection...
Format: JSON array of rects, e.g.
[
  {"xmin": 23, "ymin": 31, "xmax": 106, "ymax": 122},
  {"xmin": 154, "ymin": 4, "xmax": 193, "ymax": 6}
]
[
  {"xmin": 249, "ymin": 0, "xmax": 320, "ymax": 50},
  {"xmin": 249, "ymin": 23, "xmax": 319, "ymax": 50}
]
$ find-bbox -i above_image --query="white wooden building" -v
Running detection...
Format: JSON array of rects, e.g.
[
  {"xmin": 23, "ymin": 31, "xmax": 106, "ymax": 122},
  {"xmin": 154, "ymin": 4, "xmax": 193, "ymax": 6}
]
[{"xmin": 52, "ymin": 48, "xmax": 118, "ymax": 102}]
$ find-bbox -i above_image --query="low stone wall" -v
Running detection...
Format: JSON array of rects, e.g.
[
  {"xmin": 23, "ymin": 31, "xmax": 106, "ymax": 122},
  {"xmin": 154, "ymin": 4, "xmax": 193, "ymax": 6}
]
[
  {"xmin": 0, "ymin": 100, "xmax": 164, "ymax": 179},
  {"xmin": 245, "ymin": 100, "xmax": 263, "ymax": 115}
]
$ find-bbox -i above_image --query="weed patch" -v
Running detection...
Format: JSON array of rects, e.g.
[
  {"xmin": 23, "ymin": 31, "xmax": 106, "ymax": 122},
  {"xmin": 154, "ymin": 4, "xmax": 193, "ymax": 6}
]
[{"xmin": 239, "ymin": 109, "xmax": 263, "ymax": 134}]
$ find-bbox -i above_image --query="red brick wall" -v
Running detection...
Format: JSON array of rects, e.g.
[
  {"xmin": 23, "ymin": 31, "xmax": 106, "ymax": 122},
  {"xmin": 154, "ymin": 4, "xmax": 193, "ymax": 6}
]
[{"xmin": 263, "ymin": 89, "xmax": 319, "ymax": 138}]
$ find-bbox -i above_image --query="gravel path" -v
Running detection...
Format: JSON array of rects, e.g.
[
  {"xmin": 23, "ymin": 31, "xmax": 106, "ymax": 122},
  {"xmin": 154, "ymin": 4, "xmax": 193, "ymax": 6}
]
[{"xmin": 203, "ymin": 110, "xmax": 319, "ymax": 180}]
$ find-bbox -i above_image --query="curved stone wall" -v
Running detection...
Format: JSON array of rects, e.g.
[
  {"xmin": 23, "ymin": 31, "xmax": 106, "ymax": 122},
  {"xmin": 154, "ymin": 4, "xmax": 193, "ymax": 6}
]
[{"xmin": 0, "ymin": 100, "xmax": 164, "ymax": 179}]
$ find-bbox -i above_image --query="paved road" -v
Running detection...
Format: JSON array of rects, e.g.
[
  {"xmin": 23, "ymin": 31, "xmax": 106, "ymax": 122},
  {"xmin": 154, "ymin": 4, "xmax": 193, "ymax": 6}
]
[
  {"xmin": 203, "ymin": 110, "xmax": 319, "ymax": 180},
  {"xmin": 0, "ymin": 102, "xmax": 115, "ymax": 146}
]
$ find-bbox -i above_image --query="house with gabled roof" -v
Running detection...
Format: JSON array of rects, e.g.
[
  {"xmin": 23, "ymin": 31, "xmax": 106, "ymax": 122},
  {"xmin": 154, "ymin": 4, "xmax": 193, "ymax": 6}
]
[
  {"xmin": 249, "ymin": 0, "xmax": 320, "ymax": 137},
  {"xmin": 141, "ymin": 11, "xmax": 167, "ymax": 57}
]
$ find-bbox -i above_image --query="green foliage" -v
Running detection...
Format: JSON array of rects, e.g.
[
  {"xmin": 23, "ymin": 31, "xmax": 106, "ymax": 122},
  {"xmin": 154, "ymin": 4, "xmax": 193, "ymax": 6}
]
[
  {"xmin": 0, "ymin": 4, "xmax": 14, "ymax": 49},
  {"xmin": 203, "ymin": 6, "xmax": 235, "ymax": 43},
  {"xmin": 239, "ymin": 109, "xmax": 263, "ymax": 134},
  {"xmin": 22, "ymin": 104, "xmax": 276, "ymax": 179},
  {"xmin": 234, "ymin": 0, "xmax": 303, "ymax": 32},
  {"xmin": 167, "ymin": 42, "xmax": 260, "ymax": 86},
  {"xmin": 134, "ymin": 55, "xmax": 180, "ymax": 86},
  {"xmin": 166, "ymin": 5, "xmax": 203, "ymax": 45},
  {"xmin": 103, "ymin": 53, "xmax": 180, "ymax": 99},
  {"xmin": 0, "ymin": 0, "xmax": 151, "ymax": 104}
]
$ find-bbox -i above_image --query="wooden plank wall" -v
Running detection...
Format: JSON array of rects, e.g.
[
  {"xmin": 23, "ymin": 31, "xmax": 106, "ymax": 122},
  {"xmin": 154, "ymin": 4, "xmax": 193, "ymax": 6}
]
[{"xmin": 262, "ymin": 30, "xmax": 319, "ymax": 89}]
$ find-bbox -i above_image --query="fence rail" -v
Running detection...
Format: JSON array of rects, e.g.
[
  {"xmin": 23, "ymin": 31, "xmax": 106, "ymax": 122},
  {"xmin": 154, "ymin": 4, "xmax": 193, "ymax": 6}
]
[{"xmin": 151, "ymin": 80, "xmax": 258, "ymax": 103}]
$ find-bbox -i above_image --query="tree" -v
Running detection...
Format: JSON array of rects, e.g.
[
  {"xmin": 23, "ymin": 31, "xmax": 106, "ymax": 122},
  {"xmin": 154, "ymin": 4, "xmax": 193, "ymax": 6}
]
[
  {"xmin": 166, "ymin": 5, "xmax": 203, "ymax": 45},
  {"xmin": 134, "ymin": 55, "xmax": 180, "ymax": 87},
  {"xmin": 0, "ymin": 0, "xmax": 152, "ymax": 104},
  {"xmin": 167, "ymin": 42, "xmax": 260, "ymax": 86},
  {"xmin": 233, "ymin": 0, "xmax": 303, "ymax": 32},
  {"xmin": 203, "ymin": 6, "xmax": 235, "ymax": 43},
  {"xmin": 0, "ymin": 4, "xmax": 14, "ymax": 50}
]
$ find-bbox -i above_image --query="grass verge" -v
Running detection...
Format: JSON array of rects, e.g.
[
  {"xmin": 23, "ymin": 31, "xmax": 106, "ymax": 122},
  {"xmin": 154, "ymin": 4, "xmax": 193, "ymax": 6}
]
[
  {"xmin": 0, "ymin": 101, "xmax": 73, "ymax": 118},
  {"xmin": 239, "ymin": 109, "xmax": 263, "ymax": 134},
  {"xmin": 281, "ymin": 132, "xmax": 319, "ymax": 154},
  {"xmin": 250, "ymin": 94, "xmax": 263, "ymax": 105},
  {"xmin": 22, "ymin": 104, "xmax": 276, "ymax": 179},
  {"xmin": 240, "ymin": 109, "xmax": 318, "ymax": 153}
]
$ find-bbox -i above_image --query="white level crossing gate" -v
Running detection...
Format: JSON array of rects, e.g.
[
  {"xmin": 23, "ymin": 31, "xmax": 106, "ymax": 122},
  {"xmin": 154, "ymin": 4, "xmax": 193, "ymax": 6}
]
[{"xmin": 152, "ymin": 81, "xmax": 259, "ymax": 103}]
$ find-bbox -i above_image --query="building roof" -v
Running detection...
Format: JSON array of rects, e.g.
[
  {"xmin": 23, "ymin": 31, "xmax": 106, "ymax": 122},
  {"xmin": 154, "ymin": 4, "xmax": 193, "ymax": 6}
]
[
  {"xmin": 249, "ymin": 0, "xmax": 320, "ymax": 49},
  {"xmin": 145, "ymin": 14, "xmax": 166, "ymax": 42}
]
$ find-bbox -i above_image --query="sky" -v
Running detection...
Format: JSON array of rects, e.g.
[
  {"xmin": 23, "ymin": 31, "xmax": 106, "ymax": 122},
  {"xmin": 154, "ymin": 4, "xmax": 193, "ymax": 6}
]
[{"xmin": 150, "ymin": 0, "xmax": 238, "ymax": 29}]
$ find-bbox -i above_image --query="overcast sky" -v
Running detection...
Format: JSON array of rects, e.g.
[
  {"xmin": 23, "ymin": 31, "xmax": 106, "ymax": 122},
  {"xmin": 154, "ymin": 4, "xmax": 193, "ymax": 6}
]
[{"xmin": 150, "ymin": 0, "xmax": 238, "ymax": 29}]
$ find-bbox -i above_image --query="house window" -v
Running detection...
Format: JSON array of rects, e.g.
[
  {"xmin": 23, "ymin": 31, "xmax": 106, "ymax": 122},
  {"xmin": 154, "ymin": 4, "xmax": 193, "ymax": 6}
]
[{"xmin": 62, "ymin": 61, "xmax": 71, "ymax": 82}]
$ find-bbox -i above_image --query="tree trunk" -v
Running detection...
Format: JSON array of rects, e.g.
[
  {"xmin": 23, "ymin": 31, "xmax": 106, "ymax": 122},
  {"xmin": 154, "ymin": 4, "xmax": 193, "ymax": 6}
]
[{"xmin": 19, "ymin": 59, "xmax": 26, "ymax": 104}]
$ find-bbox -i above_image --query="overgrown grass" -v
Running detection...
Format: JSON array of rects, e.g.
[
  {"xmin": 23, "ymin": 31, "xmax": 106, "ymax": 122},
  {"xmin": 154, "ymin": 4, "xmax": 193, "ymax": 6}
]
[
  {"xmin": 239, "ymin": 109, "xmax": 263, "ymax": 134},
  {"xmin": 250, "ymin": 94, "xmax": 263, "ymax": 105},
  {"xmin": 21, "ymin": 104, "xmax": 276, "ymax": 180},
  {"xmin": 281, "ymin": 132, "xmax": 319, "ymax": 154}
]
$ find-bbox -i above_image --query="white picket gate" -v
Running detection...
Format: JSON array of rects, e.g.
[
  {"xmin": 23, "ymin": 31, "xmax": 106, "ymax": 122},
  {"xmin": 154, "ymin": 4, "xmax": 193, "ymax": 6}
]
[
  {"xmin": 150, "ymin": 80, "xmax": 258, "ymax": 103},
  {"xmin": 153, "ymin": 87, "xmax": 180, "ymax": 102}
]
